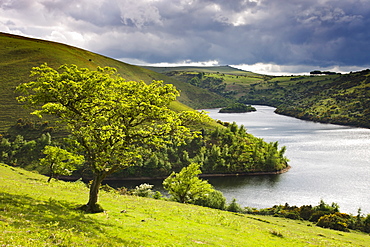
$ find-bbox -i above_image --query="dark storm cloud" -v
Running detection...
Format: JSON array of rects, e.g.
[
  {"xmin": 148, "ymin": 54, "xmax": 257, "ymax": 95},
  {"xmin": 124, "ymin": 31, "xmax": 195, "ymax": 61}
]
[{"xmin": 1, "ymin": 0, "xmax": 369, "ymax": 70}]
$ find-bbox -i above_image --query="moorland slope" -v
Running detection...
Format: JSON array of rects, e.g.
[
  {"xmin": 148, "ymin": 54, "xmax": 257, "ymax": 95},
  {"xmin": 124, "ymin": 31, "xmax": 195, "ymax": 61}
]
[{"xmin": 0, "ymin": 32, "xmax": 230, "ymax": 132}]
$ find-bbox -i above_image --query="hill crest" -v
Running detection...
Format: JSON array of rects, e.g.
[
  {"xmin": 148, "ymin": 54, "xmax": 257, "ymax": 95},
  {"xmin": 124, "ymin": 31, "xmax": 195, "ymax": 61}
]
[{"xmin": 0, "ymin": 32, "xmax": 230, "ymax": 132}]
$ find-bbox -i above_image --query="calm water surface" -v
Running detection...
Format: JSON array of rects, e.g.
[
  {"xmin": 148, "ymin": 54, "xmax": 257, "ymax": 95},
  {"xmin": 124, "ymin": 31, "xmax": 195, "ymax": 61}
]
[
  {"xmin": 110, "ymin": 105, "xmax": 370, "ymax": 214},
  {"xmin": 203, "ymin": 105, "xmax": 370, "ymax": 214}
]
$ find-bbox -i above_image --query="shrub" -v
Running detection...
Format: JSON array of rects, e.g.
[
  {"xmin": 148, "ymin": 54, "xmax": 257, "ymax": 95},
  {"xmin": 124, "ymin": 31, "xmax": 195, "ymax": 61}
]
[
  {"xmin": 153, "ymin": 191, "xmax": 163, "ymax": 200},
  {"xmin": 99, "ymin": 184, "xmax": 116, "ymax": 193},
  {"xmin": 131, "ymin": 183, "xmax": 154, "ymax": 198},
  {"xmin": 117, "ymin": 187, "xmax": 129, "ymax": 195},
  {"xmin": 245, "ymin": 201, "xmax": 370, "ymax": 233},
  {"xmin": 363, "ymin": 214, "xmax": 370, "ymax": 233},
  {"xmin": 314, "ymin": 200, "xmax": 339, "ymax": 213},
  {"xmin": 299, "ymin": 205, "xmax": 314, "ymax": 220},
  {"xmin": 285, "ymin": 211, "xmax": 300, "ymax": 220},
  {"xmin": 227, "ymin": 198, "xmax": 243, "ymax": 213},
  {"xmin": 193, "ymin": 190, "xmax": 226, "ymax": 210},
  {"xmin": 317, "ymin": 213, "xmax": 351, "ymax": 232},
  {"xmin": 310, "ymin": 211, "xmax": 329, "ymax": 222}
]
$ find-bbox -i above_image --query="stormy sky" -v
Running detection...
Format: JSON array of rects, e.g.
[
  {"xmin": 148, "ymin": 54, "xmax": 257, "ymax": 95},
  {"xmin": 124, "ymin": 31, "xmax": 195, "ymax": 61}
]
[{"xmin": 1, "ymin": 0, "xmax": 369, "ymax": 74}]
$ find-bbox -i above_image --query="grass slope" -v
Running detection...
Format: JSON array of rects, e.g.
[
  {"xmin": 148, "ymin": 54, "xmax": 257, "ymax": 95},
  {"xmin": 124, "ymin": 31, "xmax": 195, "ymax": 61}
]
[
  {"xmin": 0, "ymin": 32, "xmax": 229, "ymax": 132},
  {"xmin": 1, "ymin": 163, "xmax": 369, "ymax": 246}
]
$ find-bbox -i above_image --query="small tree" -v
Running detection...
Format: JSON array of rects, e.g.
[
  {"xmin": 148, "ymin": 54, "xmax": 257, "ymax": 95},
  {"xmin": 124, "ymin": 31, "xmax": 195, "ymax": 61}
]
[
  {"xmin": 163, "ymin": 163, "xmax": 213, "ymax": 203},
  {"xmin": 40, "ymin": 145, "xmax": 84, "ymax": 182},
  {"xmin": 17, "ymin": 64, "xmax": 209, "ymax": 212}
]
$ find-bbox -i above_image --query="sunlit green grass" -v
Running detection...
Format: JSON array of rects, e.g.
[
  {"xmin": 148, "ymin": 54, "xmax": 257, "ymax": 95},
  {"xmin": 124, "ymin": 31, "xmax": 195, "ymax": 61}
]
[{"xmin": 1, "ymin": 163, "xmax": 369, "ymax": 246}]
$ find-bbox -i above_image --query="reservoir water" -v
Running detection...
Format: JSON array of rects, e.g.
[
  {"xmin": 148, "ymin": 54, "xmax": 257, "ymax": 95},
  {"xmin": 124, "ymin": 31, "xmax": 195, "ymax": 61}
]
[
  {"xmin": 203, "ymin": 105, "xmax": 370, "ymax": 215},
  {"xmin": 110, "ymin": 105, "xmax": 370, "ymax": 215}
]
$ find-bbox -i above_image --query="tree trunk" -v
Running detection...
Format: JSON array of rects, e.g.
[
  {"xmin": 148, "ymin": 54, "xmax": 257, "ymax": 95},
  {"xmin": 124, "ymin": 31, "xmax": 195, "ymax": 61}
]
[
  {"xmin": 78, "ymin": 165, "xmax": 119, "ymax": 213},
  {"xmin": 48, "ymin": 163, "xmax": 55, "ymax": 183},
  {"xmin": 81, "ymin": 172, "xmax": 107, "ymax": 213}
]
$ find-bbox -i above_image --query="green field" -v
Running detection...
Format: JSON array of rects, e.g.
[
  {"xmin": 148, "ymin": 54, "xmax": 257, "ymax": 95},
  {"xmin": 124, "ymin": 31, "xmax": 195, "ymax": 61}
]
[{"xmin": 1, "ymin": 163, "xmax": 369, "ymax": 246}]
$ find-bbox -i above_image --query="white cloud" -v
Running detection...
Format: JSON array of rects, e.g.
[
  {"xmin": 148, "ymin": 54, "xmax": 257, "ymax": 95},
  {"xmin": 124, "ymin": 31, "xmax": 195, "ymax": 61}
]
[
  {"xmin": 138, "ymin": 59, "xmax": 220, "ymax": 67},
  {"xmin": 46, "ymin": 30, "xmax": 88, "ymax": 48},
  {"xmin": 232, "ymin": 63, "xmax": 370, "ymax": 76},
  {"xmin": 117, "ymin": 0, "xmax": 163, "ymax": 28},
  {"xmin": 0, "ymin": 0, "xmax": 370, "ymax": 73}
]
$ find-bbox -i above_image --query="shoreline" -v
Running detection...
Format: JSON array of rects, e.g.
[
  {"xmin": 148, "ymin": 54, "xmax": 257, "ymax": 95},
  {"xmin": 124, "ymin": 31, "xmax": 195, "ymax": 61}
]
[{"xmin": 61, "ymin": 166, "xmax": 291, "ymax": 182}]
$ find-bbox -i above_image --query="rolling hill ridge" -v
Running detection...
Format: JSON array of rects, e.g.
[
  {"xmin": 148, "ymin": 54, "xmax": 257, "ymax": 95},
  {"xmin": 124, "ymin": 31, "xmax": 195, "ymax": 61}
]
[
  {"xmin": 0, "ymin": 32, "xmax": 230, "ymax": 132},
  {"xmin": 149, "ymin": 65, "xmax": 370, "ymax": 128}
]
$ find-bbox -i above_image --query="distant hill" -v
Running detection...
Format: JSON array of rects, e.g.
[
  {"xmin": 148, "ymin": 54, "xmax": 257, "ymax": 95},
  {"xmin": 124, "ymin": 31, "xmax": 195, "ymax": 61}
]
[
  {"xmin": 0, "ymin": 32, "xmax": 230, "ymax": 132},
  {"xmin": 142, "ymin": 65, "xmax": 263, "ymax": 76},
  {"xmin": 153, "ymin": 65, "xmax": 370, "ymax": 128}
]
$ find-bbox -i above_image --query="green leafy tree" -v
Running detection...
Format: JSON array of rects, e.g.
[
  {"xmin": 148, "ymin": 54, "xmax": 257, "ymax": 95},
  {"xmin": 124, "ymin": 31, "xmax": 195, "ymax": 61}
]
[
  {"xmin": 17, "ymin": 64, "xmax": 208, "ymax": 212},
  {"xmin": 40, "ymin": 146, "xmax": 84, "ymax": 182},
  {"xmin": 163, "ymin": 163, "xmax": 213, "ymax": 203}
]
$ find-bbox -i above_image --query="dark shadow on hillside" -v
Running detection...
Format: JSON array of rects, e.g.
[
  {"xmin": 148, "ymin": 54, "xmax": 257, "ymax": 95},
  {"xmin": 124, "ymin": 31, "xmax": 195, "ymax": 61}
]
[{"xmin": 0, "ymin": 192, "xmax": 139, "ymax": 246}]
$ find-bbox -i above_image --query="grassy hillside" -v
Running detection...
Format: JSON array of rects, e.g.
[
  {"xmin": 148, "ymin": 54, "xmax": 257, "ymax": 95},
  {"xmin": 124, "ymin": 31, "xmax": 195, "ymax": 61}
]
[
  {"xmin": 0, "ymin": 32, "xmax": 230, "ymax": 132},
  {"xmin": 1, "ymin": 163, "xmax": 369, "ymax": 246},
  {"xmin": 270, "ymin": 71, "xmax": 370, "ymax": 128},
  {"xmin": 143, "ymin": 65, "xmax": 262, "ymax": 76},
  {"xmin": 155, "ymin": 67, "xmax": 370, "ymax": 128}
]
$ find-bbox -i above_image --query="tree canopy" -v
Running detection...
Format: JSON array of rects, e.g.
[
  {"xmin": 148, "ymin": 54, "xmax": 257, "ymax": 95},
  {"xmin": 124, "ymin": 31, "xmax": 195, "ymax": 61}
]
[{"xmin": 17, "ymin": 63, "xmax": 209, "ymax": 212}]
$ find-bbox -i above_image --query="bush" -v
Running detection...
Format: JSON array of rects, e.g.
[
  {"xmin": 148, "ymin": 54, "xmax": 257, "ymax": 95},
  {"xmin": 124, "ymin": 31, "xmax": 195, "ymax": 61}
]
[
  {"xmin": 245, "ymin": 201, "xmax": 370, "ymax": 233},
  {"xmin": 317, "ymin": 213, "xmax": 351, "ymax": 232},
  {"xmin": 285, "ymin": 211, "xmax": 300, "ymax": 220},
  {"xmin": 310, "ymin": 211, "xmax": 329, "ymax": 222},
  {"xmin": 117, "ymin": 187, "xmax": 129, "ymax": 195},
  {"xmin": 153, "ymin": 191, "xmax": 163, "ymax": 200},
  {"xmin": 363, "ymin": 214, "xmax": 370, "ymax": 233},
  {"xmin": 131, "ymin": 183, "xmax": 154, "ymax": 197},
  {"xmin": 314, "ymin": 200, "xmax": 339, "ymax": 213},
  {"xmin": 227, "ymin": 199, "xmax": 243, "ymax": 213},
  {"xmin": 299, "ymin": 205, "xmax": 314, "ymax": 220},
  {"xmin": 99, "ymin": 184, "xmax": 116, "ymax": 193},
  {"xmin": 193, "ymin": 190, "xmax": 226, "ymax": 210}
]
